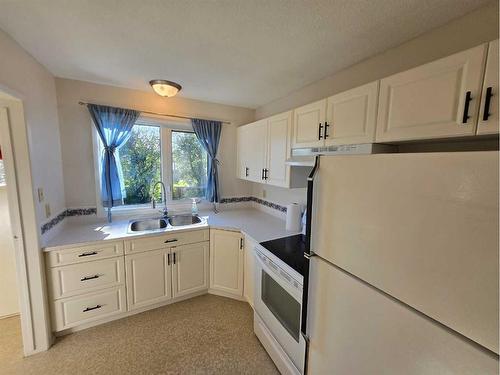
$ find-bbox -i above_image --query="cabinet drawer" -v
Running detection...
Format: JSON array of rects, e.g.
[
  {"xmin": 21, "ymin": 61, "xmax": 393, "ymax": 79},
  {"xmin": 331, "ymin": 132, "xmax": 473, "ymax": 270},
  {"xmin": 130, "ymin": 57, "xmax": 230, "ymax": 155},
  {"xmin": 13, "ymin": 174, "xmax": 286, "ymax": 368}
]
[
  {"xmin": 51, "ymin": 286, "xmax": 126, "ymax": 331},
  {"xmin": 46, "ymin": 241, "xmax": 124, "ymax": 267},
  {"xmin": 48, "ymin": 257, "xmax": 125, "ymax": 300},
  {"xmin": 125, "ymin": 229, "xmax": 209, "ymax": 254}
]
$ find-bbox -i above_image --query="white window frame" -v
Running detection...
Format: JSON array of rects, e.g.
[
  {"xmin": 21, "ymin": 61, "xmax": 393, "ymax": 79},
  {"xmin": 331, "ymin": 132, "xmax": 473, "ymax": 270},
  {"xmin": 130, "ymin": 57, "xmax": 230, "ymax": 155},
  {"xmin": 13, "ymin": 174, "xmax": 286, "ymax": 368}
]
[{"xmin": 91, "ymin": 115, "xmax": 209, "ymax": 217}]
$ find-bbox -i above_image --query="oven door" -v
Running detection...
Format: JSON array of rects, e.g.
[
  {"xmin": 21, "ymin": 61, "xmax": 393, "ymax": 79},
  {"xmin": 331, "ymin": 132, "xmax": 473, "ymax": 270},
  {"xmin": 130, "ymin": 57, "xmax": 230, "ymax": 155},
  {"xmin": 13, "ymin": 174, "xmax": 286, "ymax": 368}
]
[{"xmin": 254, "ymin": 249, "xmax": 305, "ymax": 371}]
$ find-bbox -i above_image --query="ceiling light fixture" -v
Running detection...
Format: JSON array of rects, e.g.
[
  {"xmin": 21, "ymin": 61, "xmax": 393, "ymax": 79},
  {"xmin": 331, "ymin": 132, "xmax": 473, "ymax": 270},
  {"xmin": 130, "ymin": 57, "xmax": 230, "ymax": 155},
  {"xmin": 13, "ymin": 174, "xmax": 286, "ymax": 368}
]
[{"xmin": 149, "ymin": 79, "xmax": 182, "ymax": 97}]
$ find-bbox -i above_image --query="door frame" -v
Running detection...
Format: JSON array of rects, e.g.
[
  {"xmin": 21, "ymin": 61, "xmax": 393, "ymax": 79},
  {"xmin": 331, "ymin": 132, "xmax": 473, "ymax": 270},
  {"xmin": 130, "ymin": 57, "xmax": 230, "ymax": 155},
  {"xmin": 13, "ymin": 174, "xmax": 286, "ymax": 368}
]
[{"xmin": 0, "ymin": 90, "xmax": 52, "ymax": 355}]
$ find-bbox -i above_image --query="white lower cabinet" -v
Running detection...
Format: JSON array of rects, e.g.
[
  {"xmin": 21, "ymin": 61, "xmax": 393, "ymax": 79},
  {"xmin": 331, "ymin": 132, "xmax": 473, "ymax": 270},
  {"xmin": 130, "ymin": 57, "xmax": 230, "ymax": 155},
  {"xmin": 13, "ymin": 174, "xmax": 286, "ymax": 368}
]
[
  {"xmin": 125, "ymin": 248, "xmax": 173, "ymax": 311},
  {"xmin": 46, "ymin": 227, "xmax": 252, "ymax": 333},
  {"xmin": 209, "ymin": 229, "xmax": 244, "ymax": 298},
  {"xmin": 172, "ymin": 242, "xmax": 209, "ymax": 298}
]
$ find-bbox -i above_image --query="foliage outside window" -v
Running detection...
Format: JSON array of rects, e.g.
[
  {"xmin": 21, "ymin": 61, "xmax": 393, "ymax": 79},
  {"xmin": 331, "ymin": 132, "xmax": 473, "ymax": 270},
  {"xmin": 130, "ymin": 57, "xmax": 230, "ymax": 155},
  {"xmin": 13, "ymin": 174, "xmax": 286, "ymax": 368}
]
[
  {"xmin": 120, "ymin": 125, "xmax": 162, "ymax": 205},
  {"xmin": 100, "ymin": 123, "xmax": 208, "ymax": 208},
  {"xmin": 171, "ymin": 131, "xmax": 207, "ymax": 200}
]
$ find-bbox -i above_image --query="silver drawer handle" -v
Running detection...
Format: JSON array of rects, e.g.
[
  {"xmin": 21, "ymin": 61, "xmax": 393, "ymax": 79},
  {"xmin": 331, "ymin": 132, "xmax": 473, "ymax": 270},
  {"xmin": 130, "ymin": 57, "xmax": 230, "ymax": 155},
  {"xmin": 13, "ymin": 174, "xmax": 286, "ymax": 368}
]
[
  {"xmin": 83, "ymin": 305, "xmax": 102, "ymax": 312},
  {"xmin": 80, "ymin": 275, "xmax": 100, "ymax": 282},
  {"xmin": 78, "ymin": 251, "xmax": 98, "ymax": 257}
]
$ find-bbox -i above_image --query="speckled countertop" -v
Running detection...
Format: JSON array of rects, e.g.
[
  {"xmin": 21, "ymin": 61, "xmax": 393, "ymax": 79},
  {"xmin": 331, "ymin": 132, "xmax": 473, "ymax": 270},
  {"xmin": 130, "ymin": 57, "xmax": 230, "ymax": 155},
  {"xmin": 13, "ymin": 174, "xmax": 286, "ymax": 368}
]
[{"xmin": 43, "ymin": 208, "xmax": 300, "ymax": 251}]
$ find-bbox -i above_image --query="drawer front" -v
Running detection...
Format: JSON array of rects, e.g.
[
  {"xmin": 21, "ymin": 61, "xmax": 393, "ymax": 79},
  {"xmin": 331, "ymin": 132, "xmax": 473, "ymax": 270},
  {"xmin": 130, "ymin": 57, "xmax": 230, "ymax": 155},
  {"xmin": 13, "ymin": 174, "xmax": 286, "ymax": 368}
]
[
  {"xmin": 46, "ymin": 241, "xmax": 124, "ymax": 267},
  {"xmin": 51, "ymin": 286, "xmax": 126, "ymax": 331},
  {"xmin": 48, "ymin": 257, "xmax": 125, "ymax": 300},
  {"xmin": 125, "ymin": 229, "xmax": 209, "ymax": 254}
]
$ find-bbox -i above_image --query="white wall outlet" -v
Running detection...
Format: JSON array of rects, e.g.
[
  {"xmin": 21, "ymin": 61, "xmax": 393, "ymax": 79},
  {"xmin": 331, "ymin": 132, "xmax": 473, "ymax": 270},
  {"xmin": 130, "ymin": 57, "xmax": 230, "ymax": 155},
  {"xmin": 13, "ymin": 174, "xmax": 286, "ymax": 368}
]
[
  {"xmin": 37, "ymin": 188, "xmax": 44, "ymax": 202},
  {"xmin": 45, "ymin": 203, "xmax": 51, "ymax": 218}
]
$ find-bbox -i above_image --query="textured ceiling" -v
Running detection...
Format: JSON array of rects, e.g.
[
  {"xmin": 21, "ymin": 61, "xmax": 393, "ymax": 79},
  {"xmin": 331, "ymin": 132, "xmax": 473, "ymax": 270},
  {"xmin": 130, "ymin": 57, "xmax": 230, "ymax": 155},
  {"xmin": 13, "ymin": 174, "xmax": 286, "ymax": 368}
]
[{"xmin": 0, "ymin": 0, "xmax": 492, "ymax": 108}]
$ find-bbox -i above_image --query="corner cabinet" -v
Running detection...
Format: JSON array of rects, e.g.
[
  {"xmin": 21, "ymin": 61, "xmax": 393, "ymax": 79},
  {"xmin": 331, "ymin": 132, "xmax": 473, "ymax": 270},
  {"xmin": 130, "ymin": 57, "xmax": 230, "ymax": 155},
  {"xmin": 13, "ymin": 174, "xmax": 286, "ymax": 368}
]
[
  {"xmin": 376, "ymin": 44, "xmax": 488, "ymax": 142},
  {"xmin": 237, "ymin": 111, "xmax": 308, "ymax": 188},
  {"xmin": 209, "ymin": 229, "xmax": 244, "ymax": 298}
]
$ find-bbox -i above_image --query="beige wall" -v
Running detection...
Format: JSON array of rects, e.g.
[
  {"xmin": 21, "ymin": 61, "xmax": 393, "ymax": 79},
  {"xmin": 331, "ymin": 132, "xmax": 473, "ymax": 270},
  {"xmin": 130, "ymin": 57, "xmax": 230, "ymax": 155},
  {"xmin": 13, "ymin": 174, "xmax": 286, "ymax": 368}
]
[
  {"xmin": 0, "ymin": 186, "xmax": 18, "ymax": 318},
  {"xmin": 0, "ymin": 28, "xmax": 65, "ymax": 227},
  {"xmin": 55, "ymin": 78, "xmax": 255, "ymax": 208},
  {"xmin": 256, "ymin": 1, "xmax": 499, "ymax": 119},
  {"xmin": 251, "ymin": 1, "xmax": 499, "ymax": 206}
]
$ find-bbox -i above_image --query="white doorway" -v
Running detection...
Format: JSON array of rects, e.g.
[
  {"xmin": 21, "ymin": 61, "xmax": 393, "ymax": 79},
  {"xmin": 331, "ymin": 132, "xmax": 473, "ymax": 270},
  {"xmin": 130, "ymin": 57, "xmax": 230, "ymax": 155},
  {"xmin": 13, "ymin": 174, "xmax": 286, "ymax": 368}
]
[
  {"xmin": 0, "ymin": 156, "xmax": 19, "ymax": 319},
  {"xmin": 0, "ymin": 93, "xmax": 51, "ymax": 356}
]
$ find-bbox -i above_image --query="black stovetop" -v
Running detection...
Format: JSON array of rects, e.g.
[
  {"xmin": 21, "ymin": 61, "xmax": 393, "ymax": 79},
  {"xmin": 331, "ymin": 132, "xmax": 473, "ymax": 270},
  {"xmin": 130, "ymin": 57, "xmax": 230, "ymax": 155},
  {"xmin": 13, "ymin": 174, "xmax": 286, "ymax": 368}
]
[{"xmin": 259, "ymin": 234, "xmax": 306, "ymax": 276}]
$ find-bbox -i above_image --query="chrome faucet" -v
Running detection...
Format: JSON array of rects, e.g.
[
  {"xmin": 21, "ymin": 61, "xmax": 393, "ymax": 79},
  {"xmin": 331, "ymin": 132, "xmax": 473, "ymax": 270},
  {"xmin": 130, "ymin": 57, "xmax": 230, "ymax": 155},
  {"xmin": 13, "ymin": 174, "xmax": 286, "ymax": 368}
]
[{"xmin": 151, "ymin": 181, "xmax": 168, "ymax": 217}]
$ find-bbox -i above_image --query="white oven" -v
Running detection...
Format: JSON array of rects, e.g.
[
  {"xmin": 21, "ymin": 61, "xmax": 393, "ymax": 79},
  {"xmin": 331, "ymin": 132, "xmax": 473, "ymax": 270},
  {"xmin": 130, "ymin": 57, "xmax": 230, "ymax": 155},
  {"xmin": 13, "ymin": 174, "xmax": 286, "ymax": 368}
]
[{"xmin": 254, "ymin": 246, "xmax": 305, "ymax": 374}]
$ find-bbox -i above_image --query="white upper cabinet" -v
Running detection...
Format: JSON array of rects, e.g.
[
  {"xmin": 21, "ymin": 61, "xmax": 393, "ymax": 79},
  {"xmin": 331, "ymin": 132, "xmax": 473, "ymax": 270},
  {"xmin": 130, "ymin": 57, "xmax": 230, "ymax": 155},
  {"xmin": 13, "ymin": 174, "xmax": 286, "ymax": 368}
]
[
  {"xmin": 376, "ymin": 44, "xmax": 488, "ymax": 142},
  {"xmin": 266, "ymin": 111, "xmax": 292, "ymax": 187},
  {"xmin": 325, "ymin": 81, "xmax": 379, "ymax": 145},
  {"xmin": 293, "ymin": 99, "xmax": 327, "ymax": 148},
  {"xmin": 477, "ymin": 39, "xmax": 499, "ymax": 135},
  {"xmin": 243, "ymin": 119, "xmax": 268, "ymax": 183}
]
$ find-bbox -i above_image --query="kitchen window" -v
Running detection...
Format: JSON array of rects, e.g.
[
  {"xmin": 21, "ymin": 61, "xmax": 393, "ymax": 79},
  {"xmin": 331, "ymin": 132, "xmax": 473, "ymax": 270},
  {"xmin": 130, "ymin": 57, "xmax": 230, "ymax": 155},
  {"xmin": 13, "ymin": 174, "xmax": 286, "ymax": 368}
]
[{"xmin": 92, "ymin": 117, "xmax": 208, "ymax": 214}]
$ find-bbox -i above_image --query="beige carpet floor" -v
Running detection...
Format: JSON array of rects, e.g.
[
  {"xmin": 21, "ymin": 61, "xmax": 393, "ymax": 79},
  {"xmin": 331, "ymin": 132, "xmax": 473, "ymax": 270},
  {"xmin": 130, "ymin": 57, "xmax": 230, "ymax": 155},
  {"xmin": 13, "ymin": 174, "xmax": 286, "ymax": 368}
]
[{"xmin": 0, "ymin": 294, "xmax": 279, "ymax": 375}]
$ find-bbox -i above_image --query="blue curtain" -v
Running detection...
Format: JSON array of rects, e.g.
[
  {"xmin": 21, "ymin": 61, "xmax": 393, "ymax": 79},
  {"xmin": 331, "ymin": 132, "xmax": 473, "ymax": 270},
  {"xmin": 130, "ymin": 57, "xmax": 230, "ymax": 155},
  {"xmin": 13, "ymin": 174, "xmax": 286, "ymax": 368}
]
[
  {"xmin": 191, "ymin": 118, "xmax": 222, "ymax": 203},
  {"xmin": 87, "ymin": 104, "xmax": 140, "ymax": 210}
]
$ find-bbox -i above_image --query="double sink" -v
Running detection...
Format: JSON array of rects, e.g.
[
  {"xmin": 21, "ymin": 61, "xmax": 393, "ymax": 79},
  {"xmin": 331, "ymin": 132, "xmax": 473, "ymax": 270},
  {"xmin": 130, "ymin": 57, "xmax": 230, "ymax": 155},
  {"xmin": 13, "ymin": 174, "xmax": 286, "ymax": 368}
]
[{"xmin": 128, "ymin": 214, "xmax": 203, "ymax": 233}]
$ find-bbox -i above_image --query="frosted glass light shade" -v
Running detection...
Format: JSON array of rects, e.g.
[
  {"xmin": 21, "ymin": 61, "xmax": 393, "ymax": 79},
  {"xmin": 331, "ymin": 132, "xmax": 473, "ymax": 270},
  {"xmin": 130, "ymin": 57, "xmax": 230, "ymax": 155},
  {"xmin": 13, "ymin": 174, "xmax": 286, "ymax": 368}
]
[{"xmin": 149, "ymin": 80, "xmax": 182, "ymax": 97}]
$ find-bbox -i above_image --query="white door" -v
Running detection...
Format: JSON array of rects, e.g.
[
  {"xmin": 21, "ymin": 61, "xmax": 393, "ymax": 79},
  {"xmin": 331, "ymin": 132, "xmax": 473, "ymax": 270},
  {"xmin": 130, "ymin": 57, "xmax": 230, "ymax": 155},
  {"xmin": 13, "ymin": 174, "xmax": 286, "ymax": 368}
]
[
  {"xmin": 245, "ymin": 120, "xmax": 268, "ymax": 183},
  {"xmin": 293, "ymin": 99, "xmax": 326, "ymax": 148},
  {"xmin": 209, "ymin": 229, "xmax": 244, "ymax": 298},
  {"xmin": 477, "ymin": 39, "xmax": 499, "ymax": 135},
  {"xmin": 376, "ymin": 44, "xmax": 487, "ymax": 142},
  {"xmin": 172, "ymin": 242, "xmax": 209, "ymax": 298},
  {"xmin": 325, "ymin": 81, "xmax": 379, "ymax": 145},
  {"xmin": 243, "ymin": 236, "xmax": 257, "ymax": 308},
  {"xmin": 306, "ymin": 259, "xmax": 498, "ymax": 375},
  {"xmin": 266, "ymin": 111, "xmax": 292, "ymax": 187},
  {"xmin": 125, "ymin": 248, "xmax": 172, "ymax": 311},
  {"xmin": 236, "ymin": 125, "xmax": 250, "ymax": 179}
]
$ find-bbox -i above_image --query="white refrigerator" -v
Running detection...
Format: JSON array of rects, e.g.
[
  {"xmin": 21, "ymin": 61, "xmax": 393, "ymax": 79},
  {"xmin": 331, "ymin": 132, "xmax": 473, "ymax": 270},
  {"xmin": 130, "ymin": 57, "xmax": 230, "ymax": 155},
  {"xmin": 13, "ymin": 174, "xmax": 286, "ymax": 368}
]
[{"xmin": 302, "ymin": 151, "xmax": 499, "ymax": 374}]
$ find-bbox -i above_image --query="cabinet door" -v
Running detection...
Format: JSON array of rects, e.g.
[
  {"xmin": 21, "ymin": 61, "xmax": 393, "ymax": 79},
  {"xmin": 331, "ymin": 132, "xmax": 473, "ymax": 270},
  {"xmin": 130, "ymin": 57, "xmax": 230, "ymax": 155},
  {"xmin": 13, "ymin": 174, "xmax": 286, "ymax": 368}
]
[
  {"xmin": 243, "ymin": 236, "xmax": 257, "ymax": 308},
  {"xmin": 293, "ymin": 99, "xmax": 326, "ymax": 147},
  {"xmin": 325, "ymin": 81, "xmax": 379, "ymax": 145},
  {"xmin": 125, "ymin": 248, "xmax": 172, "ymax": 311},
  {"xmin": 172, "ymin": 242, "xmax": 209, "ymax": 298},
  {"xmin": 266, "ymin": 111, "xmax": 292, "ymax": 187},
  {"xmin": 477, "ymin": 40, "xmax": 499, "ymax": 135},
  {"xmin": 209, "ymin": 229, "xmax": 244, "ymax": 297},
  {"xmin": 376, "ymin": 44, "xmax": 487, "ymax": 142},
  {"xmin": 245, "ymin": 120, "xmax": 268, "ymax": 183},
  {"xmin": 236, "ymin": 125, "xmax": 250, "ymax": 179}
]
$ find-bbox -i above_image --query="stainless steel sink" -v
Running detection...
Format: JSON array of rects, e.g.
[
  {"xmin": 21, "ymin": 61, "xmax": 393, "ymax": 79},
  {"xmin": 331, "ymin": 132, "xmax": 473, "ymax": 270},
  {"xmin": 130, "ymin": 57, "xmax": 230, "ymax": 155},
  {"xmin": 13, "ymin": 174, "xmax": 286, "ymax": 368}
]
[
  {"xmin": 129, "ymin": 218, "xmax": 168, "ymax": 232},
  {"xmin": 168, "ymin": 214, "xmax": 202, "ymax": 227}
]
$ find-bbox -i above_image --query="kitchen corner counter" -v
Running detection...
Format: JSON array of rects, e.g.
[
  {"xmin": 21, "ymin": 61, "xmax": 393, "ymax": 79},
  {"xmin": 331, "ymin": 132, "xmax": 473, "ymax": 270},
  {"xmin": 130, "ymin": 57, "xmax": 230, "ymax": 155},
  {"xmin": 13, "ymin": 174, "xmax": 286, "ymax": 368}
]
[{"xmin": 43, "ymin": 208, "xmax": 300, "ymax": 250}]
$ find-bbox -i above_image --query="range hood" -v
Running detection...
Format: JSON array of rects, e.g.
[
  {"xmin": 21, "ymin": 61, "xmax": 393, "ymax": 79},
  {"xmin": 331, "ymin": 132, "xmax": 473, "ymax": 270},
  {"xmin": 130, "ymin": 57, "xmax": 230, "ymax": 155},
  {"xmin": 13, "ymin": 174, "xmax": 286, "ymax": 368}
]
[{"xmin": 286, "ymin": 144, "xmax": 396, "ymax": 166}]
